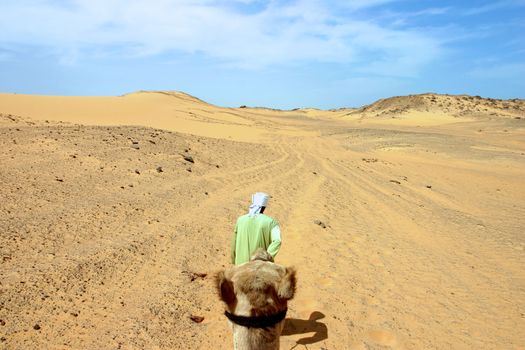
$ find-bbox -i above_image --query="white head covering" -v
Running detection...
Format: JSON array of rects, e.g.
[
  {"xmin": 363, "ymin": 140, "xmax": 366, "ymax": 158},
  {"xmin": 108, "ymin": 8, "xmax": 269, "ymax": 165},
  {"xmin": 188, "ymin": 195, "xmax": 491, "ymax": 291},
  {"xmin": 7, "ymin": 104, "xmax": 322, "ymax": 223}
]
[{"xmin": 248, "ymin": 192, "xmax": 269, "ymax": 217}]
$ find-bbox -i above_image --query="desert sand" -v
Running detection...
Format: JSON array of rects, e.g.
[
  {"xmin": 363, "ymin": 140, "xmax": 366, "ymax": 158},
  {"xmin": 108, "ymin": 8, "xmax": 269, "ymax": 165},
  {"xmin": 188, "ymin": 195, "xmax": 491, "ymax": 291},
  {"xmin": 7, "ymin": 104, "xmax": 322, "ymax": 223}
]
[{"xmin": 0, "ymin": 91, "xmax": 524, "ymax": 349}]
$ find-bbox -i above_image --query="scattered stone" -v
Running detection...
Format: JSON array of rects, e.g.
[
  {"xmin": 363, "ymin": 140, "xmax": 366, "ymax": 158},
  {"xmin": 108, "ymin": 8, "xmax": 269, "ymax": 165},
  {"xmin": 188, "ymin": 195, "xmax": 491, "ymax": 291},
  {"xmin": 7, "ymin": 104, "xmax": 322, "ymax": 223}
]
[
  {"xmin": 183, "ymin": 155, "xmax": 194, "ymax": 163},
  {"xmin": 184, "ymin": 271, "xmax": 208, "ymax": 282},
  {"xmin": 156, "ymin": 166, "xmax": 163, "ymax": 173},
  {"xmin": 186, "ymin": 167, "xmax": 192, "ymax": 172},
  {"xmin": 314, "ymin": 220, "xmax": 327, "ymax": 229},
  {"xmin": 131, "ymin": 143, "xmax": 140, "ymax": 149},
  {"xmin": 0, "ymin": 319, "xmax": 5, "ymax": 326},
  {"xmin": 205, "ymin": 192, "xmax": 209, "ymax": 195},
  {"xmin": 312, "ymin": 171, "xmax": 317, "ymax": 175},
  {"xmin": 426, "ymin": 185, "xmax": 432, "ymax": 189},
  {"xmin": 132, "ymin": 140, "xmax": 139, "ymax": 144},
  {"xmin": 362, "ymin": 158, "xmax": 378, "ymax": 163},
  {"xmin": 33, "ymin": 324, "xmax": 41, "ymax": 330},
  {"xmin": 389, "ymin": 180, "xmax": 401, "ymax": 185},
  {"xmin": 1, "ymin": 337, "xmax": 5, "ymax": 342},
  {"xmin": 134, "ymin": 169, "xmax": 140, "ymax": 175},
  {"xmin": 190, "ymin": 315, "xmax": 204, "ymax": 323},
  {"xmin": 56, "ymin": 178, "xmax": 64, "ymax": 182},
  {"xmin": 216, "ymin": 164, "xmax": 220, "ymax": 168},
  {"xmin": 70, "ymin": 312, "xmax": 78, "ymax": 317}
]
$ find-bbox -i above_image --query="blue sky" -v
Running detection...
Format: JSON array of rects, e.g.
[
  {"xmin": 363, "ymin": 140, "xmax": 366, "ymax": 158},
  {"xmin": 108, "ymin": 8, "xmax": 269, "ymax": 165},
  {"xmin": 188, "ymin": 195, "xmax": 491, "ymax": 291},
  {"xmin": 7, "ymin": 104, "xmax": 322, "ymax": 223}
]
[{"xmin": 0, "ymin": 0, "xmax": 524, "ymax": 109}]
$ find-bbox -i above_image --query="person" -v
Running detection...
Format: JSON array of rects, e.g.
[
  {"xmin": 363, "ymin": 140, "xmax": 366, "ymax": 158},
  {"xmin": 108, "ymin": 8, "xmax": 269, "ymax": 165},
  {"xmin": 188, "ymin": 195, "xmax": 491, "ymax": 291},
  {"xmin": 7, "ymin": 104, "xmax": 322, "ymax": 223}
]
[{"xmin": 231, "ymin": 192, "xmax": 281, "ymax": 265}]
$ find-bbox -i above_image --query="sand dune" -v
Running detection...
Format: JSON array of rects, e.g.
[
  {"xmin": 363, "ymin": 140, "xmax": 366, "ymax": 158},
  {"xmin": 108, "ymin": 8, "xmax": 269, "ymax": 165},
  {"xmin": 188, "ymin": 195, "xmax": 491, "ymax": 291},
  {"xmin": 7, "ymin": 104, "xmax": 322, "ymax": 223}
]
[{"xmin": 0, "ymin": 92, "xmax": 524, "ymax": 349}]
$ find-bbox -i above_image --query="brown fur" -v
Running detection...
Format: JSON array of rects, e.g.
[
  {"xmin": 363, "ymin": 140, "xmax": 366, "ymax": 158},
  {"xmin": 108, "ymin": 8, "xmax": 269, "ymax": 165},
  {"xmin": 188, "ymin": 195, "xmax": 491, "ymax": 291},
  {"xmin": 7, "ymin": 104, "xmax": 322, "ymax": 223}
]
[
  {"xmin": 216, "ymin": 258, "xmax": 296, "ymax": 350},
  {"xmin": 250, "ymin": 248, "xmax": 274, "ymax": 263}
]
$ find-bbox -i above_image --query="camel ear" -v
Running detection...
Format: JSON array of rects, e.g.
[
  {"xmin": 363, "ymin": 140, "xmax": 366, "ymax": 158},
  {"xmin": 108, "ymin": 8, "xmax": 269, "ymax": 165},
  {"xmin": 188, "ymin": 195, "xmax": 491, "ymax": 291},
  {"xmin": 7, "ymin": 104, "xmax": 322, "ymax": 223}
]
[
  {"xmin": 277, "ymin": 267, "xmax": 296, "ymax": 300},
  {"xmin": 216, "ymin": 271, "xmax": 236, "ymax": 306}
]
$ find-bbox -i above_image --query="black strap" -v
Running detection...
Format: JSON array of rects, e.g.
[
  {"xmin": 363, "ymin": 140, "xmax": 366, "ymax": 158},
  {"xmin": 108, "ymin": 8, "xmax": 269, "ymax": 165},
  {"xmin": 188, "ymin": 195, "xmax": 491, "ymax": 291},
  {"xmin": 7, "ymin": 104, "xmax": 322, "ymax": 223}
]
[{"xmin": 224, "ymin": 308, "xmax": 287, "ymax": 329}]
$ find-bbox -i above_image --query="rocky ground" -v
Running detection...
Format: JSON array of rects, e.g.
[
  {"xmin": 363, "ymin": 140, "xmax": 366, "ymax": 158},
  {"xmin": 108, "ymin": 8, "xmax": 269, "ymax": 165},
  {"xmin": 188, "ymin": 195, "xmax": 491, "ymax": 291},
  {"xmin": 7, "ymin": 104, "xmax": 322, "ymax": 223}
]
[{"xmin": 0, "ymin": 93, "xmax": 524, "ymax": 349}]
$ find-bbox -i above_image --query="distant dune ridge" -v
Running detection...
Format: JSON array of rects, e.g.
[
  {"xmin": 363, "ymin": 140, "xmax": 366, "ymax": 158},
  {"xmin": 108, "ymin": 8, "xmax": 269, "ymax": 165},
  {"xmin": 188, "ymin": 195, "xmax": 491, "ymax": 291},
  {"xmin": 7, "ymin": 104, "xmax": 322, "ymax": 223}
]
[
  {"xmin": 1, "ymin": 91, "xmax": 523, "ymax": 128},
  {"xmin": 0, "ymin": 91, "xmax": 524, "ymax": 349},
  {"xmin": 350, "ymin": 93, "xmax": 524, "ymax": 120}
]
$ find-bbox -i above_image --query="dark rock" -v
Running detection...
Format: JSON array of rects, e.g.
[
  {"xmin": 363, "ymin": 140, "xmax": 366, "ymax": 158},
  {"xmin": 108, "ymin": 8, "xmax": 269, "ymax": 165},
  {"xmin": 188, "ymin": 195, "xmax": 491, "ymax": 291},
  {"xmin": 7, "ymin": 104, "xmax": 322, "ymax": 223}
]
[
  {"xmin": 426, "ymin": 185, "xmax": 432, "ymax": 189},
  {"xmin": 314, "ymin": 220, "xmax": 327, "ymax": 229},
  {"xmin": 186, "ymin": 167, "xmax": 192, "ymax": 172},
  {"xmin": 184, "ymin": 271, "xmax": 207, "ymax": 281},
  {"xmin": 389, "ymin": 180, "xmax": 401, "ymax": 185},
  {"xmin": 0, "ymin": 319, "xmax": 5, "ymax": 326},
  {"xmin": 183, "ymin": 155, "xmax": 194, "ymax": 163},
  {"xmin": 190, "ymin": 315, "xmax": 204, "ymax": 323},
  {"xmin": 156, "ymin": 166, "xmax": 163, "ymax": 173},
  {"xmin": 134, "ymin": 169, "xmax": 140, "ymax": 175},
  {"xmin": 33, "ymin": 324, "xmax": 41, "ymax": 330}
]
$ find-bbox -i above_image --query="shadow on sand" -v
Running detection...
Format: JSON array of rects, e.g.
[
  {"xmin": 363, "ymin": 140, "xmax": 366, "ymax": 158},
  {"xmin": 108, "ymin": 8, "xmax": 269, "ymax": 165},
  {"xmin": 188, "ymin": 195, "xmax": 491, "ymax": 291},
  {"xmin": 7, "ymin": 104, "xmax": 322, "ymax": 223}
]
[{"xmin": 282, "ymin": 311, "xmax": 328, "ymax": 346}]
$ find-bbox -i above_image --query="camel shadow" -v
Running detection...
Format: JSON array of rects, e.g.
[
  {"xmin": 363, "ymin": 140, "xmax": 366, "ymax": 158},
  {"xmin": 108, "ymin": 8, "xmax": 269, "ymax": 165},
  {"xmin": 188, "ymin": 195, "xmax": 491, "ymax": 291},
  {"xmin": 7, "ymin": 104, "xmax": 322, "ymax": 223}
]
[{"xmin": 282, "ymin": 311, "xmax": 328, "ymax": 345}]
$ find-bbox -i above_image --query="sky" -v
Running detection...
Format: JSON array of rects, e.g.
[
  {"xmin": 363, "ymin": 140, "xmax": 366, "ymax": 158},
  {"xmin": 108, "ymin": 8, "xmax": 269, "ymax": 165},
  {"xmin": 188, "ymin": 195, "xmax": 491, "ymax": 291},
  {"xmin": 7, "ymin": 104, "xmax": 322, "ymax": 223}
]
[{"xmin": 0, "ymin": 0, "xmax": 524, "ymax": 109}]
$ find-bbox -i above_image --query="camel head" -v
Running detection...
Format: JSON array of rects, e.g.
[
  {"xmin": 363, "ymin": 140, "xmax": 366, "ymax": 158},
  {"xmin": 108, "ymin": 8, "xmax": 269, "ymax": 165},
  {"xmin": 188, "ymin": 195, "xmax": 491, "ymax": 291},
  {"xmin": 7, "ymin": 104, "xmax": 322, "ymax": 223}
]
[{"xmin": 216, "ymin": 249, "xmax": 296, "ymax": 350}]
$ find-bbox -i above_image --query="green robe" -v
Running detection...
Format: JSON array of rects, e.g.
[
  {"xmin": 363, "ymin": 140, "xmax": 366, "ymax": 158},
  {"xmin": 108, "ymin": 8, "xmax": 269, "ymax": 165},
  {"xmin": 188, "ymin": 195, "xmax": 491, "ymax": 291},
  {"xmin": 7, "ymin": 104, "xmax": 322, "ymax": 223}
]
[{"xmin": 231, "ymin": 213, "xmax": 281, "ymax": 265}]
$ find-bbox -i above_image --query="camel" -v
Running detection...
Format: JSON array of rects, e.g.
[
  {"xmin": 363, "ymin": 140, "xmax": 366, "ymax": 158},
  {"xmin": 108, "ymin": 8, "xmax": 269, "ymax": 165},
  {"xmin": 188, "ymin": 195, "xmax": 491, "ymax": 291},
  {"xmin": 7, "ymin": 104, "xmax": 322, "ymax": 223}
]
[{"xmin": 216, "ymin": 249, "xmax": 297, "ymax": 350}]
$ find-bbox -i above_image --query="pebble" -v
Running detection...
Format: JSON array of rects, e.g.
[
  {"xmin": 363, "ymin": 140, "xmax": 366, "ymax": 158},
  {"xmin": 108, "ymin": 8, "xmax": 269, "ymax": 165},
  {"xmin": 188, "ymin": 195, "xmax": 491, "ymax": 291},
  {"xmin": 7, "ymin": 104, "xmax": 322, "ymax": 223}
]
[
  {"xmin": 314, "ymin": 220, "xmax": 327, "ymax": 229},
  {"xmin": 189, "ymin": 315, "xmax": 204, "ymax": 323}
]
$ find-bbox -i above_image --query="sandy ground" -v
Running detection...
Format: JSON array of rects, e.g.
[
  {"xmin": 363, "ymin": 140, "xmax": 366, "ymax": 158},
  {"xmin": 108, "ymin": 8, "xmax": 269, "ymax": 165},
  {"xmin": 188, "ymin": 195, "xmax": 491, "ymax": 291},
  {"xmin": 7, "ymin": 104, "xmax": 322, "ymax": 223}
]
[{"xmin": 0, "ymin": 92, "xmax": 524, "ymax": 349}]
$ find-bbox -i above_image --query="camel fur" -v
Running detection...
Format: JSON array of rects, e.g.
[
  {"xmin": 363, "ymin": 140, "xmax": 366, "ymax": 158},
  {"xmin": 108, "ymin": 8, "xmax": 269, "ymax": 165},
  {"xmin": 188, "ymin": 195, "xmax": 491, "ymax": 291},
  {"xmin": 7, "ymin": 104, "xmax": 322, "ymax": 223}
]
[{"xmin": 216, "ymin": 249, "xmax": 296, "ymax": 350}]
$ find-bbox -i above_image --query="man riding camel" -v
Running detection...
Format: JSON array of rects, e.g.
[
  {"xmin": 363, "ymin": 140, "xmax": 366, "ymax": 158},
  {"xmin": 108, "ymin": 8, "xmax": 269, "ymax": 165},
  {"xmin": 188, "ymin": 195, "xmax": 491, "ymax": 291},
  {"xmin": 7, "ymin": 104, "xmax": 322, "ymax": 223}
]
[{"xmin": 231, "ymin": 192, "xmax": 281, "ymax": 265}]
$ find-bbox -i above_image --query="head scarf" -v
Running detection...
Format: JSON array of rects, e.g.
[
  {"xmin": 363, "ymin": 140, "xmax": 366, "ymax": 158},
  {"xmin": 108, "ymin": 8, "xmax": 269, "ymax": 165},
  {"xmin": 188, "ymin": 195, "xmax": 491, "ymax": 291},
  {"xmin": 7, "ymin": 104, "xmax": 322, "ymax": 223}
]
[{"xmin": 248, "ymin": 192, "xmax": 269, "ymax": 217}]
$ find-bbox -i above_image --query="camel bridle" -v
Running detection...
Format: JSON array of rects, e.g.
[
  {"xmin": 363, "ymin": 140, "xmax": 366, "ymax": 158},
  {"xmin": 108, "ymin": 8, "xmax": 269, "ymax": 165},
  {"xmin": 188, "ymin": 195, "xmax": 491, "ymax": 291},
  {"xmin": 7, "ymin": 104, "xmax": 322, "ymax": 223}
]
[{"xmin": 224, "ymin": 308, "xmax": 287, "ymax": 329}]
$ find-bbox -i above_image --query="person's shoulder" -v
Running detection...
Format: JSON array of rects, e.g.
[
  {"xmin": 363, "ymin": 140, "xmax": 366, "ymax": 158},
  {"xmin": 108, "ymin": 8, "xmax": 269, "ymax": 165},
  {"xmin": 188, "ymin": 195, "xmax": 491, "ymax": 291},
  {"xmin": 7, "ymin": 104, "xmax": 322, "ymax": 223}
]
[
  {"xmin": 237, "ymin": 214, "xmax": 250, "ymax": 222},
  {"xmin": 259, "ymin": 214, "xmax": 277, "ymax": 223}
]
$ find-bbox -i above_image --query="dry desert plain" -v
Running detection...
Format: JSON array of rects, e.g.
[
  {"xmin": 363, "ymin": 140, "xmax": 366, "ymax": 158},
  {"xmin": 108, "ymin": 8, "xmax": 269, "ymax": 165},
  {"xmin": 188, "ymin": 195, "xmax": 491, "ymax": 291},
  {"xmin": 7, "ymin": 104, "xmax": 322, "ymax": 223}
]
[{"xmin": 0, "ymin": 91, "xmax": 524, "ymax": 349}]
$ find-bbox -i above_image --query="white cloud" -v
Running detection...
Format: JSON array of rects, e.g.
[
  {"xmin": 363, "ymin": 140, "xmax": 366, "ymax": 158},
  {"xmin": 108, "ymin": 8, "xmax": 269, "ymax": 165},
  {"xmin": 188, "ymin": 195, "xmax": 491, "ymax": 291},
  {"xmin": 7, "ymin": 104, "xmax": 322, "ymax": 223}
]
[
  {"xmin": 463, "ymin": 0, "xmax": 525, "ymax": 15},
  {"xmin": 0, "ymin": 0, "xmax": 444, "ymax": 75}
]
